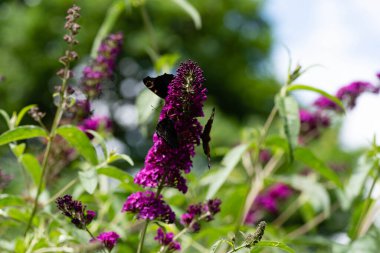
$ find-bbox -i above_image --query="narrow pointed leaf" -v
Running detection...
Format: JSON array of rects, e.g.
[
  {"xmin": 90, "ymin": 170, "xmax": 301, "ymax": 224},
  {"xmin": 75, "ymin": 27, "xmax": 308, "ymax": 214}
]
[
  {"xmin": 107, "ymin": 154, "xmax": 134, "ymax": 166},
  {"xmin": 171, "ymin": 0, "xmax": 201, "ymax": 29},
  {"xmin": 19, "ymin": 154, "xmax": 44, "ymax": 190},
  {"xmin": 16, "ymin": 104, "xmax": 37, "ymax": 126},
  {"xmin": 78, "ymin": 170, "xmax": 98, "ymax": 194},
  {"xmin": 56, "ymin": 125, "xmax": 98, "ymax": 165},
  {"xmin": 294, "ymin": 147, "xmax": 343, "ymax": 188},
  {"xmin": 0, "ymin": 126, "xmax": 48, "ymax": 146},
  {"xmin": 97, "ymin": 166, "xmax": 133, "ymax": 183},
  {"xmin": 287, "ymin": 84, "xmax": 345, "ymax": 112}
]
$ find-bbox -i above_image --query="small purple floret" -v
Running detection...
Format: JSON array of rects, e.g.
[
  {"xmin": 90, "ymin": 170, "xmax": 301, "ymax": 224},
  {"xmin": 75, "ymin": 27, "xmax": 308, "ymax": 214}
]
[
  {"xmin": 154, "ymin": 228, "xmax": 181, "ymax": 252},
  {"xmin": 92, "ymin": 231, "xmax": 120, "ymax": 251}
]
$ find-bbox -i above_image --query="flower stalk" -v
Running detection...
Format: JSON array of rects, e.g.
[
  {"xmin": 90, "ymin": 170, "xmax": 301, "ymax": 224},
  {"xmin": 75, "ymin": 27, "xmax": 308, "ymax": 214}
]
[{"xmin": 24, "ymin": 4, "xmax": 81, "ymax": 235}]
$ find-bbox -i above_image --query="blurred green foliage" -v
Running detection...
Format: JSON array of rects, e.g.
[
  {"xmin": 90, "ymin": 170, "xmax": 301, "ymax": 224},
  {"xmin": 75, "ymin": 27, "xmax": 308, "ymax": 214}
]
[{"xmin": 0, "ymin": 0, "xmax": 277, "ymax": 122}]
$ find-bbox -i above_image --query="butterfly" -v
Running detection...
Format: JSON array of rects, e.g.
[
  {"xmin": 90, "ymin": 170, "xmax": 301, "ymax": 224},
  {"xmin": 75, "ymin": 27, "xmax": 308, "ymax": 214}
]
[
  {"xmin": 156, "ymin": 117, "xmax": 179, "ymax": 148},
  {"xmin": 143, "ymin": 73, "xmax": 175, "ymax": 99},
  {"xmin": 201, "ymin": 108, "xmax": 215, "ymax": 169}
]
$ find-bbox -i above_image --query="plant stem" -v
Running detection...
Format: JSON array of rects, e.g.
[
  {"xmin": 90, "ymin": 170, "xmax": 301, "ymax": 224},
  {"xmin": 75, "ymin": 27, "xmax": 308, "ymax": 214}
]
[
  {"xmin": 24, "ymin": 63, "xmax": 70, "ymax": 236},
  {"xmin": 287, "ymin": 204, "xmax": 338, "ymax": 238},
  {"xmin": 137, "ymin": 220, "xmax": 150, "ymax": 253},
  {"xmin": 354, "ymin": 161, "xmax": 380, "ymax": 239},
  {"xmin": 86, "ymin": 227, "xmax": 108, "ymax": 253},
  {"xmin": 137, "ymin": 174, "xmax": 167, "ymax": 253}
]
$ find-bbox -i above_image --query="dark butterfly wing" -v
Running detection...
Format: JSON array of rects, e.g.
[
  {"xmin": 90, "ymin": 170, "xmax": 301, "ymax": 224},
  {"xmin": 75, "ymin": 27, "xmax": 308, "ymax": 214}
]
[
  {"xmin": 201, "ymin": 108, "xmax": 215, "ymax": 169},
  {"xmin": 143, "ymin": 73, "xmax": 174, "ymax": 99},
  {"xmin": 156, "ymin": 117, "xmax": 179, "ymax": 148}
]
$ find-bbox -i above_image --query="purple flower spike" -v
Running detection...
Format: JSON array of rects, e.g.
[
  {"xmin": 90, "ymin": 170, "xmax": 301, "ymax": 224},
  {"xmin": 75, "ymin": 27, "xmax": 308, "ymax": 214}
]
[
  {"xmin": 122, "ymin": 191, "xmax": 175, "ymax": 223},
  {"xmin": 154, "ymin": 228, "xmax": 181, "ymax": 252},
  {"xmin": 81, "ymin": 33, "xmax": 123, "ymax": 99},
  {"xmin": 92, "ymin": 231, "xmax": 120, "ymax": 251},
  {"xmin": 180, "ymin": 199, "xmax": 222, "ymax": 232},
  {"xmin": 56, "ymin": 195, "xmax": 95, "ymax": 229},
  {"xmin": 134, "ymin": 61, "xmax": 207, "ymax": 193},
  {"xmin": 336, "ymin": 81, "xmax": 379, "ymax": 109}
]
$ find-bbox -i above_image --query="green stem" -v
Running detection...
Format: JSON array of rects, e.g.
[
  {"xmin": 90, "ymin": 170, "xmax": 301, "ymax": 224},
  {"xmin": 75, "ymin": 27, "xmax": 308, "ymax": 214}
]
[
  {"xmin": 86, "ymin": 227, "xmax": 108, "ymax": 253},
  {"xmin": 234, "ymin": 106, "xmax": 279, "ymax": 234},
  {"xmin": 91, "ymin": 0, "xmax": 126, "ymax": 57},
  {"xmin": 137, "ymin": 220, "xmax": 150, "ymax": 253},
  {"xmin": 24, "ymin": 58, "xmax": 71, "ymax": 236},
  {"xmin": 140, "ymin": 5, "xmax": 159, "ymax": 57},
  {"xmin": 137, "ymin": 174, "xmax": 167, "ymax": 253},
  {"xmin": 354, "ymin": 161, "xmax": 380, "ymax": 239}
]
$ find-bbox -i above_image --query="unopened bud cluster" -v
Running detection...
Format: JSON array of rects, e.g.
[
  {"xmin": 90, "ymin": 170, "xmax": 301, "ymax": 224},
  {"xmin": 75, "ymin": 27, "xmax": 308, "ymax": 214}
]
[
  {"xmin": 57, "ymin": 4, "xmax": 81, "ymax": 80},
  {"xmin": 28, "ymin": 106, "xmax": 46, "ymax": 122}
]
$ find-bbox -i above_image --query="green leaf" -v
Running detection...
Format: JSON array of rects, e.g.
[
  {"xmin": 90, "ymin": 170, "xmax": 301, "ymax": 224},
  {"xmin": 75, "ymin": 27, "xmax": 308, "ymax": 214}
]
[
  {"xmin": 154, "ymin": 53, "xmax": 180, "ymax": 73},
  {"xmin": 347, "ymin": 198, "xmax": 374, "ymax": 239},
  {"xmin": 16, "ymin": 104, "xmax": 37, "ymax": 126},
  {"xmin": 19, "ymin": 154, "xmax": 44, "ymax": 190},
  {"xmin": 108, "ymin": 153, "xmax": 134, "ymax": 166},
  {"xmin": 90, "ymin": 0, "xmax": 126, "ymax": 57},
  {"xmin": 253, "ymin": 241, "xmax": 295, "ymax": 253},
  {"xmin": 170, "ymin": 0, "xmax": 202, "ymax": 29},
  {"xmin": 0, "ymin": 125, "xmax": 48, "ymax": 146},
  {"xmin": 10, "ymin": 143, "xmax": 26, "ymax": 157},
  {"xmin": 287, "ymin": 84, "xmax": 345, "ymax": 112},
  {"xmin": 56, "ymin": 125, "xmax": 98, "ymax": 165},
  {"xmin": 0, "ymin": 109, "xmax": 11, "ymax": 129},
  {"xmin": 0, "ymin": 194, "xmax": 25, "ymax": 208},
  {"xmin": 86, "ymin": 129, "xmax": 108, "ymax": 161},
  {"xmin": 206, "ymin": 143, "xmax": 249, "ymax": 199},
  {"xmin": 294, "ymin": 147, "xmax": 343, "ymax": 188},
  {"xmin": 78, "ymin": 170, "xmax": 98, "ymax": 194},
  {"xmin": 275, "ymin": 96, "xmax": 300, "ymax": 161},
  {"xmin": 97, "ymin": 166, "xmax": 134, "ymax": 183}
]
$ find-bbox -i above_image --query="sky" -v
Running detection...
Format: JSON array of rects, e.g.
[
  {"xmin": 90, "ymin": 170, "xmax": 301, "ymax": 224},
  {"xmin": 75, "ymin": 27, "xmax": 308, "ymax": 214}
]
[{"xmin": 263, "ymin": 0, "xmax": 380, "ymax": 150}]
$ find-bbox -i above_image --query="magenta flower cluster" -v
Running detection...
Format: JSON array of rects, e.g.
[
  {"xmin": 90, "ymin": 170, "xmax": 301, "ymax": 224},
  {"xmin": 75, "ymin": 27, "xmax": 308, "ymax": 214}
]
[
  {"xmin": 245, "ymin": 183, "xmax": 292, "ymax": 225},
  {"xmin": 82, "ymin": 33, "xmax": 123, "ymax": 100},
  {"xmin": 121, "ymin": 191, "xmax": 175, "ymax": 223},
  {"xmin": 180, "ymin": 199, "xmax": 222, "ymax": 232},
  {"xmin": 134, "ymin": 61, "xmax": 207, "ymax": 193},
  {"xmin": 300, "ymin": 77, "xmax": 379, "ymax": 141},
  {"xmin": 70, "ymin": 33, "xmax": 123, "ymax": 134},
  {"xmin": 78, "ymin": 116, "xmax": 112, "ymax": 137},
  {"xmin": 56, "ymin": 195, "xmax": 96, "ymax": 229},
  {"xmin": 91, "ymin": 231, "xmax": 120, "ymax": 251},
  {"xmin": 299, "ymin": 109, "xmax": 330, "ymax": 140},
  {"xmin": 314, "ymin": 80, "xmax": 379, "ymax": 111},
  {"xmin": 154, "ymin": 228, "xmax": 181, "ymax": 252}
]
